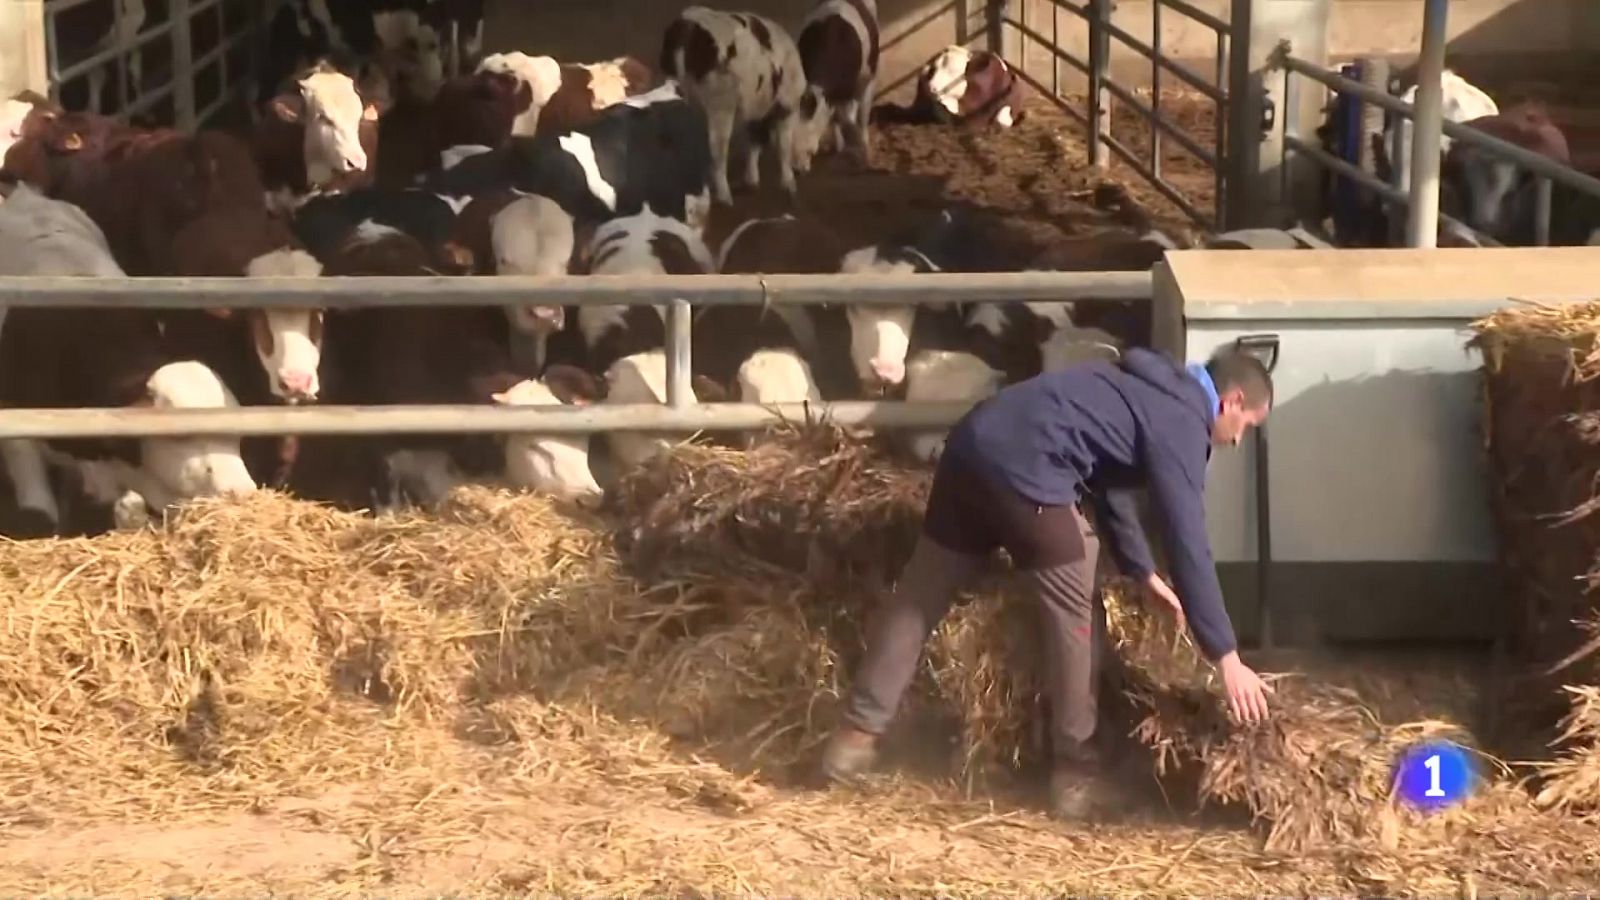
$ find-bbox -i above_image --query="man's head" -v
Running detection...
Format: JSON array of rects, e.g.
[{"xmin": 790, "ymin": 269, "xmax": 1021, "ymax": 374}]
[{"xmin": 1205, "ymin": 349, "xmax": 1273, "ymax": 446}]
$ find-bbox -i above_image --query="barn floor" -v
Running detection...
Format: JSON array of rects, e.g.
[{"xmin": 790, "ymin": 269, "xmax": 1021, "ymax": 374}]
[{"xmin": 701, "ymin": 90, "xmax": 1220, "ymax": 257}]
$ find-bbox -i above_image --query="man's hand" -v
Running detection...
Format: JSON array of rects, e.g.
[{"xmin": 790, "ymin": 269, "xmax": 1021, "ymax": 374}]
[
  {"xmin": 1143, "ymin": 571, "xmax": 1185, "ymax": 625},
  {"xmin": 1217, "ymin": 651, "xmax": 1273, "ymax": 725}
]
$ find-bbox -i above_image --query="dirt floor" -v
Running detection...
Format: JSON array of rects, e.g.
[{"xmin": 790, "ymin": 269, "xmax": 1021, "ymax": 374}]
[{"xmin": 701, "ymin": 89, "xmax": 1222, "ymax": 258}]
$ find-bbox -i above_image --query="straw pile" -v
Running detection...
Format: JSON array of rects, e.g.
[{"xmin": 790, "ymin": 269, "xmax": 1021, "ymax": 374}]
[
  {"xmin": 1469, "ymin": 299, "xmax": 1600, "ymax": 811},
  {"xmin": 2, "ymin": 457, "xmax": 1599, "ymax": 895},
  {"xmin": 607, "ymin": 425, "xmax": 1529, "ymax": 853}
]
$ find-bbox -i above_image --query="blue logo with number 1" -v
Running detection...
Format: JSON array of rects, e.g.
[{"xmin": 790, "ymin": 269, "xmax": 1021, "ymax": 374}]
[{"xmin": 1394, "ymin": 740, "xmax": 1476, "ymax": 811}]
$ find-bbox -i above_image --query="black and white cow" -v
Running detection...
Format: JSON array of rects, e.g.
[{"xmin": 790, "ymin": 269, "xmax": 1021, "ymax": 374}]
[
  {"xmin": 422, "ymin": 80, "xmax": 713, "ymax": 237},
  {"xmin": 660, "ymin": 6, "xmax": 832, "ymax": 205},
  {"xmin": 798, "ymin": 0, "xmax": 880, "ymax": 162}
]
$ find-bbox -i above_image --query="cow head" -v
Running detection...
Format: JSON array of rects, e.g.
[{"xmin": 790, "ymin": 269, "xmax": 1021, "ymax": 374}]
[
  {"xmin": 491, "ymin": 193, "xmax": 574, "ymax": 335},
  {"xmin": 789, "ymin": 87, "xmax": 833, "ymax": 175},
  {"xmin": 236, "ymin": 248, "xmax": 327, "ymax": 402},
  {"xmin": 372, "ymin": 9, "xmax": 447, "ymax": 102},
  {"xmin": 488, "ymin": 365, "xmax": 605, "ymax": 506},
  {"xmin": 273, "ymin": 66, "xmax": 383, "ymax": 188},
  {"xmin": 0, "ymin": 92, "xmax": 54, "ymax": 172},
  {"xmin": 736, "ymin": 348, "xmax": 822, "ymax": 405},
  {"xmin": 602, "ymin": 350, "xmax": 696, "ymax": 471},
  {"xmin": 839, "ymin": 244, "xmax": 938, "ymax": 392},
  {"xmin": 922, "ymin": 47, "xmax": 975, "ymax": 118},
  {"xmin": 901, "ymin": 349, "xmax": 1004, "ymax": 463},
  {"xmin": 134, "ymin": 360, "xmax": 259, "ymax": 500}
]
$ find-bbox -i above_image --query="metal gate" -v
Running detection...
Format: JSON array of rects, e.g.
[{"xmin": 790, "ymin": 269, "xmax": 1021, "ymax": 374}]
[
  {"xmin": 39, "ymin": 0, "xmax": 275, "ymax": 129},
  {"xmin": 986, "ymin": 0, "xmax": 1233, "ymax": 231}
]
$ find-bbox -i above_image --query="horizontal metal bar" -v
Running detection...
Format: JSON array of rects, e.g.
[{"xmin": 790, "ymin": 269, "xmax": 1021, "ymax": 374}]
[
  {"xmin": 1009, "ymin": 66, "xmax": 1090, "ymax": 128},
  {"xmin": 53, "ymin": 20, "xmax": 175, "ymax": 83},
  {"xmin": 1101, "ymin": 76, "xmax": 1218, "ymax": 167},
  {"xmin": 1281, "ymin": 55, "xmax": 1600, "ymax": 200},
  {"xmin": 1098, "ymin": 17, "xmax": 1226, "ymax": 103},
  {"xmin": 1281, "ymin": 133, "xmax": 1502, "ymax": 247},
  {"xmin": 1005, "ymin": 17, "xmax": 1090, "ymax": 76},
  {"xmin": 122, "ymin": 82, "xmax": 176, "ymax": 117},
  {"xmin": 0, "ymin": 271, "xmax": 1156, "ymax": 310},
  {"xmin": 0, "ymin": 401, "xmax": 978, "ymax": 440},
  {"xmin": 45, "ymin": 0, "xmax": 109, "ymax": 17},
  {"xmin": 1155, "ymin": 0, "xmax": 1230, "ymax": 35},
  {"xmin": 1101, "ymin": 131, "xmax": 1211, "ymax": 225}
]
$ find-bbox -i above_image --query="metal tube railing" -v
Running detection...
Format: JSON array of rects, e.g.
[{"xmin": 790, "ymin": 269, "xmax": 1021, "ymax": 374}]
[
  {"xmin": 0, "ymin": 271, "xmax": 1156, "ymax": 309},
  {"xmin": 0, "ymin": 270, "xmax": 1156, "ymax": 439}
]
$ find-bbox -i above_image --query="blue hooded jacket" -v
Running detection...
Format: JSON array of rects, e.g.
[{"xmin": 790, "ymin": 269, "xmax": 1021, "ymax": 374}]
[{"xmin": 942, "ymin": 347, "xmax": 1238, "ymax": 660}]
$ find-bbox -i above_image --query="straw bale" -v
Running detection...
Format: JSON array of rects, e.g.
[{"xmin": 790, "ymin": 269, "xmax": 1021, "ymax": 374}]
[{"xmin": 1468, "ymin": 300, "xmax": 1600, "ymax": 685}]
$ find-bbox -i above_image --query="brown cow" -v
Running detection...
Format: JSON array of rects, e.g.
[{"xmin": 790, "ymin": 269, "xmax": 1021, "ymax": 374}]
[
  {"xmin": 253, "ymin": 59, "xmax": 393, "ymax": 212},
  {"xmin": 474, "ymin": 52, "xmax": 654, "ymax": 140},
  {"xmin": 879, "ymin": 46, "xmax": 1026, "ymax": 129}
]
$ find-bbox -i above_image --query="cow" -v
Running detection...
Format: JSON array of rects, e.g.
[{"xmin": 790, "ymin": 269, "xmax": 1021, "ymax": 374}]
[
  {"xmin": 487, "ymin": 193, "xmax": 585, "ymax": 371},
  {"xmin": 0, "ymin": 185, "xmax": 256, "ymax": 537},
  {"xmin": 797, "ymin": 0, "xmax": 880, "ymax": 163},
  {"xmin": 660, "ymin": 6, "xmax": 832, "ymax": 206},
  {"xmin": 254, "ymin": 60, "xmax": 393, "ymax": 213},
  {"xmin": 878, "ymin": 46, "xmax": 1025, "ymax": 129},
  {"xmin": 258, "ymin": 0, "xmax": 478, "ymax": 108},
  {"xmin": 474, "ymin": 52, "xmax": 655, "ymax": 139},
  {"xmin": 2, "ymin": 112, "xmax": 268, "ymax": 278},
  {"xmin": 897, "ymin": 349, "xmax": 1005, "ymax": 464},
  {"xmin": 599, "ymin": 350, "xmax": 709, "ymax": 474},
  {"xmin": 713, "ymin": 211, "xmax": 850, "ymax": 392},
  {"xmin": 1442, "ymin": 102, "xmax": 1573, "ymax": 245},
  {"xmin": 298, "ymin": 223, "xmax": 604, "ymax": 509},
  {"xmin": 421, "ymin": 80, "xmax": 714, "ymax": 238},
  {"xmin": 0, "ymin": 92, "xmax": 57, "ymax": 169},
  {"xmin": 575, "ymin": 206, "xmax": 716, "ymax": 377},
  {"xmin": 291, "ymin": 185, "xmax": 469, "ymax": 271},
  {"xmin": 1376, "ymin": 69, "xmax": 1499, "ymax": 197}
]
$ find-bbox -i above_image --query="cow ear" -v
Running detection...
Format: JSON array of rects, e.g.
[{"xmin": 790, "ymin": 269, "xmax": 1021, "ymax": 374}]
[
  {"xmin": 691, "ymin": 374, "xmax": 728, "ymax": 403},
  {"xmin": 543, "ymin": 364, "xmax": 604, "ymax": 405},
  {"xmin": 52, "ymin": 130, "xmax": 84, "ymax": 152},
  {"xmin": 270, "ymin": 93, "xmax": 302, "ymax": 122},
  {"xmin": 362, "ymin": 103, "xmax": 380, "ymax": 122}
]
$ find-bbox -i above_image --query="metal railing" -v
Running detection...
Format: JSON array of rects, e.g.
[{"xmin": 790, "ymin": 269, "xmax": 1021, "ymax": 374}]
[
  {"xmin": 996, "ymin": 0, "xmax": 1231, "ymax": 230},
  {"xmin": 42, "ymin": 0, "xmax": 272, "ymax": 129},
  {"xmin": 0, "ymin": 270, "xmax": 1155, "ymax": 440},
  {"xmin": 1273, "ymin": 45, "xmax": 1600, "ymax": 247}
]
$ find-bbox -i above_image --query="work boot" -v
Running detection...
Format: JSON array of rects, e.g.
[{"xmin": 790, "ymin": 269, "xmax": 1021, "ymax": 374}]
[
  {"xmin": 1048, "ymin": 744, "xmax": 1120, "ymax": 821},
  {"xmin": 820, "ymin": 725, "xmax": 879, "ymax": 784}
]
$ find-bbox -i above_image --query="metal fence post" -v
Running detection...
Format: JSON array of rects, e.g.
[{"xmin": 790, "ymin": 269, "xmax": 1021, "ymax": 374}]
[
  {"xmin": 171, "ymin": 0, "xmax": 195, "ymax": 130},
  {"xmin": 1403, "ymin": 0, "xmax": 1448, "ymax": 248},
  {"xmin": 665, "ymin": 298, "xmax": 693, "ymax": 409},
  {"xmin": 987, "ymin": 0, "xmax": 1006, "ymax": 56},
  {"xmin": 1088, "ymin": 0, "xmax": 1112, "ymax": 170}
]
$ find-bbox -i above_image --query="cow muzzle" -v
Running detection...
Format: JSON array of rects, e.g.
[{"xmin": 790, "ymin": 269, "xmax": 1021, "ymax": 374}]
[{"xmin": 276, "ymin": 368, "xmax": 319, "ymax": 403}]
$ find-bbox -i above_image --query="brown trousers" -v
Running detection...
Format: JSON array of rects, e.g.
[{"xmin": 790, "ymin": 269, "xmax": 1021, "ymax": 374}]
[{"xmin": 843, "ymin": 449, "xmax": 1109, "ymax": 760}]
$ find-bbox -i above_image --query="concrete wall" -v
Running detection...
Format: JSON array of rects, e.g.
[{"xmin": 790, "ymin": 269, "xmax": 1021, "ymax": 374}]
[{"xmin": 0, "ymin": 0, "xmax": 48, "ymax": 98}]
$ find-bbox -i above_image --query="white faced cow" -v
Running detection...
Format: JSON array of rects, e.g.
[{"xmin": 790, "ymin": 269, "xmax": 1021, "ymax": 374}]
[{"xmin": 661, "ymin": 6, "xmax": 832, "ymax": 205}]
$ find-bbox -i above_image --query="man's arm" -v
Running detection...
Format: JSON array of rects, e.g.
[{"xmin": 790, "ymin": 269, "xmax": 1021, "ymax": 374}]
[
  {"xmin": 1090, "ymin": 486, "xmax": 1157, "ymax": 580},
  {"xmin": 1143, "ymin": 442, "xmax": 1239, "ymax": 661}
]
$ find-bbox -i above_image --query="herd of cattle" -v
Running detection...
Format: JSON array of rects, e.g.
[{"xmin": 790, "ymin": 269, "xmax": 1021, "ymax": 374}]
[
  {"xmin": 6, "ymin": 1, "xmax": 1588, "ymax": 542},
  {"xmin": 0, "ymin": 0, "xmax": 1151, "ymax": 540}
]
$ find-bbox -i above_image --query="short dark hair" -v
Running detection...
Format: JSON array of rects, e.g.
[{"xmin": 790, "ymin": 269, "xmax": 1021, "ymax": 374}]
[{"xmin": 1206, "ymin": 349, "xmax": 1273, "ymax": 409}]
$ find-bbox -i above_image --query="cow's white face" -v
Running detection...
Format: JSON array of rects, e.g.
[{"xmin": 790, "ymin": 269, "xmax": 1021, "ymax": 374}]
[
  {"xmin": 139, "ymin": 361, "xmax": 258, "ymax": 499},
  {"xmin": 737, "ymin": 348, "xmax": 822, "ymax": 405},
  {"xmin": 902, "ymin": 349, "xmax": 1003, "ymax": 462},
  {"xmin": 1040, "ymin": 325, "xmax": 1122, "ymax": 372},
  {"xmin": 492, "ymin": 194, "xmax": 574, "ymax": 334},
  {"xmin": 790, "ymin": 87, "xmax": 833, "ymax": 175},
  {"xmin": 478, "ymin": 52, "xmax": 563, "ymax": 136},
  {"xmin": 925, "ymin": 47, "xmax": 972, "ymax": 115},
  {"xmin": 840, "ymin": 246, "xmax": 926, "ymax": 390},
  {"xmin": 491, "ymin": 379, "xmax": 602, "ymax": 504},
  {"xmin": 603, "ymin": 350, "xmax": 686, "ymax": 471},
  {"xmin": 245, "ymin": 249, "xmax": 325, "ymax": 402},
  {"xmin": 298, "ymin": 70, "xmax": 375, "ymax": 186}
]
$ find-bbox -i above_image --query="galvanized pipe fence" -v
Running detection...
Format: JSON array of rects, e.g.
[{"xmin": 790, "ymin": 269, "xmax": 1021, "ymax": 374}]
[
  {"xmin": 0, "ymin": 270, "xmax": 1155, "ymax": 440},
  {"xmin": 1272, "ymin": 45, "xmax": 1600, "ymax": 248},
  {"xmin": 992, "ymin": 0, "xmax": 1231, "ymax": 231}
]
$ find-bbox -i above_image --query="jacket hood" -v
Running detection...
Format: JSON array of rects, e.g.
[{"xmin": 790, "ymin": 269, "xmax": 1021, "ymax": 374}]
[{"xmin": 1118, "ymin": 347, "xmax": 1215, "ymax": 430}]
